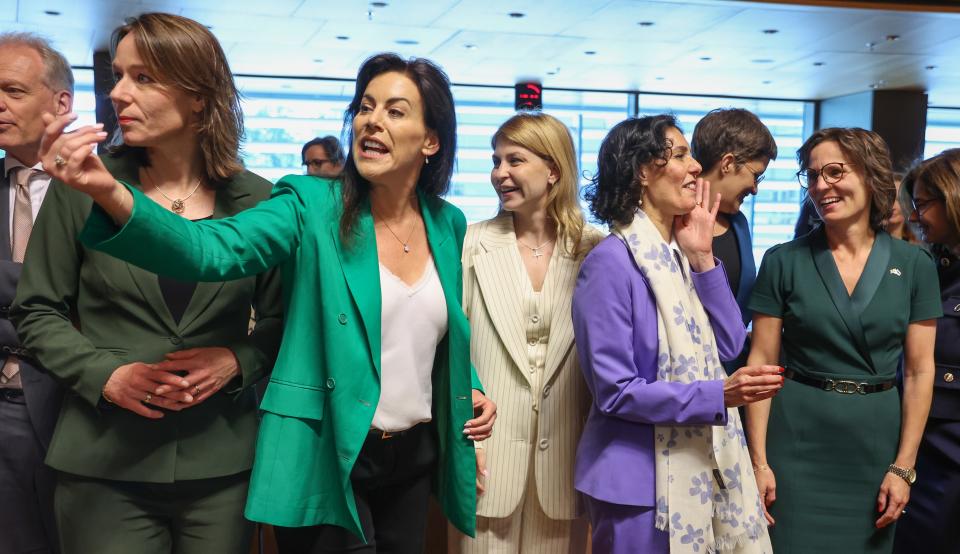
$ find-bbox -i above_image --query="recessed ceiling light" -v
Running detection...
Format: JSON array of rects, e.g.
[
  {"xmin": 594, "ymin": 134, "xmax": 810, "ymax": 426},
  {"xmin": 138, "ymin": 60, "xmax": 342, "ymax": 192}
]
[
  {"xmin": 762, "ymin": 80, "xmax": 772, "ymax": 84},
  {"xmin": 699, "ymin": 56, "xmax": 712, "ymax": 61},
  {"xmin": 751, "ymin": 58, "xmax": 774, "ymax": 64},
  {"xmin": 313, "ymin": 58, "xmax": 324, "ymax": 63},
  {"xmin": 655, "ymin": 76, "xmax": 665, "ymax": 81},
  {"xmin": 584, "ymin": 50, "xmax": 597, "ymax": 56},
  {"xmin": 464, "ymin": 43, "xmax": 478, "ymax": 50},
  {"xmin": 813, "ymin": 61, "xmax": 825, "ymax": 67},
  {"xmin": 885, "ymin": 34, "xmax": 900, "ymax": 42},
  {"xmin": 637, "ymin": 21, "xmax": 654, "ymax": 27},
  {"xmin": 370, "ymin": 1, "xmax": 388, "ymax": 7},
  {"xmin": 762, "ymin": 29, "xmax": 779, "ymax": 34},
  {"xmin": 508, "ymin": 12, "xmax": 525, "ymax": 18},
  {"xmin": 546, "ymin": 70, "xmax": 557, "ymax": 75},
  {"xmin": 336, "ymin": 35, "xmax": 350, "ymax": 40},
  {"xmin": 395, "ymin": 39, "xmax": 419, "ymax": 45},
  {"xmin": 43, "ymin": 10, "xmax": 60, "ymax": 15},
  {"xmin": 926, "ymin": 65, "xmax": 937, "ymax": 70}
]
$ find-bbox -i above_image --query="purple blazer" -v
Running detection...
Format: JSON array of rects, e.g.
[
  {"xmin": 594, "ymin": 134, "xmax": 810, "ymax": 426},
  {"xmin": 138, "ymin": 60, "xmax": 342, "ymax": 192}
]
[{"xmin": 572, "ymin": 235, "xmax": 747, "ymax": 507}]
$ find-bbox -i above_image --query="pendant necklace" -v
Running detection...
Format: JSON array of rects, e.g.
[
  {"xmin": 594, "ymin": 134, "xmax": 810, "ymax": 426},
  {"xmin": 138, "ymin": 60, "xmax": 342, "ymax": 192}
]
[
  {"xmin": 518, "ymin": 238, "xmax": 553, "ymax": 259},
  {"xmin": 375, "ymin": 210, "xmax": 417, "ymax": 253},
  {"xmin": 148, "ymin": 169, "xmax": 203, "ymax": 214}
]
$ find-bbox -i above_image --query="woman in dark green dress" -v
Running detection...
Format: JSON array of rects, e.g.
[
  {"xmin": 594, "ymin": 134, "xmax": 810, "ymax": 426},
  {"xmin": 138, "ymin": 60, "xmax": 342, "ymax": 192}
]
[{"xmin": 745, "ymin": 127, "xmax": 941, "ymax": 553}]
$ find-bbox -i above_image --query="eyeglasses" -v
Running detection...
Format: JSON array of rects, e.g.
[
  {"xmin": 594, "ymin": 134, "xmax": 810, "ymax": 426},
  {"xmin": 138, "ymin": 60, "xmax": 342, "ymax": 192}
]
[
  {"xmin": 911, "ymin": 197, "xmax": 943, "ymax": 217},
  {"xmin": 742, "ymin": 163, "xmax": 766, "ymax": 187},
  {"xmin": 305, "ymin": 159, "xmax": 332, "ymax": 169},
  {"xmin": 796, "ymin": 162, "xmax": 848, "ymax": 189}
]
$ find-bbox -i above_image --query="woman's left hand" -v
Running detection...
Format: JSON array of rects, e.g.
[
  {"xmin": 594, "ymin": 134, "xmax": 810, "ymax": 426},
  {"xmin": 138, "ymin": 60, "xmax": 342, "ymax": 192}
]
[
  {"xmin": 465, "ymin": 389, "xmax": 497, "ymax": 441},
  {"xmin": 674, "ymin": 178, "xmax": 721, "ymax": 272},
  {"xmin": 875, "ymin": 472, "xmax": 911, "ymax": 528},
  {"xmin": 151, "ymin": 347, "xmax": 241, "ymax": 406}
]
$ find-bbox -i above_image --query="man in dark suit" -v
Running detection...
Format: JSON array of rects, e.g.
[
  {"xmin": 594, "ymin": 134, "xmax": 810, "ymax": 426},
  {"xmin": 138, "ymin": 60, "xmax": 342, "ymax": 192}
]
[
  {"xmin": 691, "ymin": 108, "xmax": 778, "ymax": 375},
  {"xmin": 0, "ymin": 32, "xmax": 74, "ymax": 554}
]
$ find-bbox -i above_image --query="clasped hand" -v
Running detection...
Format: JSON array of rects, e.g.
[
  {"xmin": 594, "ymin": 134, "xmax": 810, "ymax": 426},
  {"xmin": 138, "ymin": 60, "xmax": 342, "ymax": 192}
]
[{"xmin": 102, "ymin": 347, "xmax": 241, "ymax": 419}]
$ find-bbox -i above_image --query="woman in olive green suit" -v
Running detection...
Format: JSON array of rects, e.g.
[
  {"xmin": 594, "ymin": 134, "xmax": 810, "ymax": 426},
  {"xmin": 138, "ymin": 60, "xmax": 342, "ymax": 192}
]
[
  {"xmin": 11, "ymin": 14, "xmax": 282, "ymax": 554},
  {"xmin": 36, "ymin": 52, "xmax": 496, "ymax": 553},
  {"xmin": 745, "ymin": 127, "xmax": 940, "ymax": 553}
]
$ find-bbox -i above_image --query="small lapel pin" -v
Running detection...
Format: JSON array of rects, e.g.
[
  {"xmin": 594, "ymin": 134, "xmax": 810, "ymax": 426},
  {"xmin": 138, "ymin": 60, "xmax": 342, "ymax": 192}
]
[{"xmin": 889, "ymin": 268, "xmax": 902, "ymax": 277}]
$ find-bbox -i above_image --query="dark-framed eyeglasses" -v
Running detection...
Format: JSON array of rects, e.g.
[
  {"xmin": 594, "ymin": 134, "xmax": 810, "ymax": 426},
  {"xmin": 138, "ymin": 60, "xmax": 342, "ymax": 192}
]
[
  {"xmin": 796, "ymin": 162, "xmax": 848, "ymax": 190},
  {"xmin": 742, "ymin": 163, "xmax": 766, "ymax": 186},
  {"xmin": 304, "ymin": 159, "xmax": 332, "ymax": 169},
  {"xmin": 911, "ymin": 197, "xmax": 943, "ymax": 217}
]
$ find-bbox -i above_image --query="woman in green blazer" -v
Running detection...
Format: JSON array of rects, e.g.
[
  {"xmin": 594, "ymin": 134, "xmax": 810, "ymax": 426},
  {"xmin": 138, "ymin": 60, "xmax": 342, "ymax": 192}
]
[
  {"xmin": 11, "ymin": 13, "xmax": 282, "ymax": 554},
  {"xmin": 37, "ymin": 52, "xmax": 496, "ymax": 553}
]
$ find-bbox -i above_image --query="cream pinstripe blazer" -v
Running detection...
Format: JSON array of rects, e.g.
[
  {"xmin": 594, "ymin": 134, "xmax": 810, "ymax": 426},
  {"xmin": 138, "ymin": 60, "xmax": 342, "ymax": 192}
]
[{"xmin": 463, "ymin": 213, "xmax": 602, "ymax": 520}]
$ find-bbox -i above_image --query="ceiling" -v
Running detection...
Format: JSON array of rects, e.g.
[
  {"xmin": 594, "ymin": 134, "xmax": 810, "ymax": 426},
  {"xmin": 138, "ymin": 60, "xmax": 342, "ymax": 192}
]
[{"xmin": 4, "ymin": 0, "xmax": 960, "ymax": 105}]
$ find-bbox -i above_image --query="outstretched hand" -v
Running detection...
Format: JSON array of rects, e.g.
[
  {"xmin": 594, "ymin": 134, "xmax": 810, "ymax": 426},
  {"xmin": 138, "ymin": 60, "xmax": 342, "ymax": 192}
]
[{"xmin": 674, "ymin": 178, "xmax": 721, "ymax": 272}]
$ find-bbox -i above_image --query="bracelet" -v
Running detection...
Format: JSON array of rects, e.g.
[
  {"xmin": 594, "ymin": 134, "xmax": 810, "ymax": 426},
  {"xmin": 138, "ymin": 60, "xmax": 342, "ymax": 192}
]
[{"xmin": 752, "ymin": 464, "xmax": 770, "ymax": 473}]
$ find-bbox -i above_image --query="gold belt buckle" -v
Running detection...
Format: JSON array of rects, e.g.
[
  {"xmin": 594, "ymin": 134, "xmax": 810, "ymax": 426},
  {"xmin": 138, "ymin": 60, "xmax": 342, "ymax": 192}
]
[
  {"xmin": 380, "ymin": 430, "xmax": 393, "ymax": 439},
  {"xmin": 824, "ymin": 379, "xmax": 867, "ymax": 395}
]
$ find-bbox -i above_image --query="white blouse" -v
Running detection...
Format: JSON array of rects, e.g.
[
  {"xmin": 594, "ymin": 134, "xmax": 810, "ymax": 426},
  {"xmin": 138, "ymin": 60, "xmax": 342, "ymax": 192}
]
[{"xmin": 371, "ymin": 258, "xmax": 448, "ymax": 432}]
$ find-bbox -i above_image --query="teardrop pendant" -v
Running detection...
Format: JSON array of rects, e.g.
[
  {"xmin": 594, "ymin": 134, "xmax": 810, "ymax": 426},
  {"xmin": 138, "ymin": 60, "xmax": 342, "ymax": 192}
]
[{"xmin": 403, "ymin": 244, "xmax": 410, "ymax": 253}]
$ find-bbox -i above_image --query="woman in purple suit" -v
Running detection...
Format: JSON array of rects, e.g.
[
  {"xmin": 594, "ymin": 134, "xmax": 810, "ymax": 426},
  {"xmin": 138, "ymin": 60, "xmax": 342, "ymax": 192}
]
[{"xmin": 571, "ymin": 115, "xmax": 782, "ymax": 553}]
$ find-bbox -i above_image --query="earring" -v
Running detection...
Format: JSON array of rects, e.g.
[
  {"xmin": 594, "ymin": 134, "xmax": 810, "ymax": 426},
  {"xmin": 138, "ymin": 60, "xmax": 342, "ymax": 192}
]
[{"xmin": 424, "ymin": 156, "xmax": 430, "ymax": 166}]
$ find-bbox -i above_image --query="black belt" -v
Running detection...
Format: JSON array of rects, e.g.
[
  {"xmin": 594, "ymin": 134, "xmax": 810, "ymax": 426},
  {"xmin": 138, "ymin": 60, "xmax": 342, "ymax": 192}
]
[{"xmin": 783, "ymin": 368, "xmax": 895, "ymax": 395}]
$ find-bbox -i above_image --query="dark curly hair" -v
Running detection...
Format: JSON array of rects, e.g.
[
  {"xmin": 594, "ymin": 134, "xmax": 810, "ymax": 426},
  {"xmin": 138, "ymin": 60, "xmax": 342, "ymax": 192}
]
[
  {"xmin": 796, "ymin": 127, "xmax": 895, "ymax": 232},
  {"xmin": 585, "ymin": 115, "xmax": 679, "ymax": 227},
  {"xmin": 339, "ymin": 53, "xmax": 457, "ymax": 241}
]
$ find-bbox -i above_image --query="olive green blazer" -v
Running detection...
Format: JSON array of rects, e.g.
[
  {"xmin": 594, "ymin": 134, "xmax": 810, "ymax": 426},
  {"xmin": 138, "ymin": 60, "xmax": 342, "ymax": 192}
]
[
  {"xmin": 79, "ymin": 176, "xmax": 482, "ymax": 539},
  {"xmin": 11, "ymin": 152, "xmax": 283, "ymax": 482}
]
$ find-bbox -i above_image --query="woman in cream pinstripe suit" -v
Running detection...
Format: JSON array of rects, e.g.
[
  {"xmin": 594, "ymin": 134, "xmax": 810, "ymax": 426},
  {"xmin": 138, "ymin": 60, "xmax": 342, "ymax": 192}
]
[{"xmin": 450, "ymin": 112, "xmax": 601, "ymax": 553}]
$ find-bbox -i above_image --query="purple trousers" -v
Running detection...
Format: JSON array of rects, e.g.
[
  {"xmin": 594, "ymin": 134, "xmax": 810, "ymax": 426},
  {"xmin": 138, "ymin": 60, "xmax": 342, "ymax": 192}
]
[{"xmin": 584, "ymin": 495, "xmax": 668, "ymax": 554}]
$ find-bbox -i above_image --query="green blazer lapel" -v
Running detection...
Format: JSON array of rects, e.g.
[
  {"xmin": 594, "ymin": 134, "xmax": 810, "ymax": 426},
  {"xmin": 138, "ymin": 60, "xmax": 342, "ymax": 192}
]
[
  {"xmin": 809, "ymin": 228, "xmax": 879, "ymax": 373},
  {"xmin": 331, "ymin": 199, "xmax": 382, "ymax": 376},
  {"xmin": 178, "ymin": 184, "xmax": 251, "ymax": 332},
  {"xmin": 102, "ymin": 156, "xmax": 177, "ymax": 331},
  {"xmin": 419, "ymin": 192, "xmax": 457, "ymax": 318}
]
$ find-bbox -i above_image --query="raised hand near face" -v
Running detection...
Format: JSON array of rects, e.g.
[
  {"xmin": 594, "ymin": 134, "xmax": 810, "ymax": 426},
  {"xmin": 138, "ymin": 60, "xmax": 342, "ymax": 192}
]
[{"xmin": 674, "ymin": 178, "xmax": 721, "ymax": 272}]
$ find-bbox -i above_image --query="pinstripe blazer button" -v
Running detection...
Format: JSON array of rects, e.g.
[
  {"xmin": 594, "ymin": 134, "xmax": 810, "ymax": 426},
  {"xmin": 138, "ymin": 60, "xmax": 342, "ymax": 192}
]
[
  {"xmin": 338, "ymin": 313, "xmax": 347, "ymax": 325},
  {"xmin": 530, "ymin": 315, "xmax": 540, "ymax": 324},
  {"xmin": 169, "ymin": 336, "xmax": 182, "ymax": 345},
  {"xmin": 528, "ymin": 338, "xmax": 537, "ymax": 346},
  {"xmin": 538, "ymin": 438, "xmax": 549, "ymax": 450},
  {"xmin": 543, "ymin": 384, "xmax": 551, "ymax": 398}
]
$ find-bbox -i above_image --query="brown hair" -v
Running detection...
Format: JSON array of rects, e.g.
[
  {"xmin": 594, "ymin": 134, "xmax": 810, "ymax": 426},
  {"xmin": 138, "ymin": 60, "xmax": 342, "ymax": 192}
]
[
  {"xmin": 691, "ymin": 108, "xmax": 777, "ymax": 172},
  {"xmin": 796, "ymin": 127, "xmax": 895, "ymax": 232},
  {"xmin": 492, "ymin": 112, "xmax": 595, "ymax": 257},
  {"xmin": 903, "ymin": 149, "xmax": 960, "ymax": 246},
  {"xmin": 110, "ymin": 13, "xmax": 244, "ymax": 183}
]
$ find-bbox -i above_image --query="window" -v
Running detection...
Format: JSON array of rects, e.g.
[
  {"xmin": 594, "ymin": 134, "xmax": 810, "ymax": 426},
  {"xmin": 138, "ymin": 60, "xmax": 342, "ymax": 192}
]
[{"xmin": 924, "ymin": 107, "xmax": 960, "ymax": 159}]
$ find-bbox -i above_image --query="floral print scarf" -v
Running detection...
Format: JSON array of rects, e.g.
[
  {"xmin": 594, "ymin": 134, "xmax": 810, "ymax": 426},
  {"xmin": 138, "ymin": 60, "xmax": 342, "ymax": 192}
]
[{"xmin": 614, "ymin": 211, "xmax": 770, "ymax": 553}]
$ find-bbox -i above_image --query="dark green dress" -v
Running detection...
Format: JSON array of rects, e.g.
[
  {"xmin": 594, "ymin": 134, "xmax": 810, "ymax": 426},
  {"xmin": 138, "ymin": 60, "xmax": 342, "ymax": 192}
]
[{"xmin": 749, "ymin": 229, "xmax": 941, "ymax": 553}]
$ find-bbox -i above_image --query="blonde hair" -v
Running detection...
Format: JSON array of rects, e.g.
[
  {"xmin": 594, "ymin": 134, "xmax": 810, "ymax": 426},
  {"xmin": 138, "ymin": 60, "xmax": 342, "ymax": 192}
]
[
  {"xmin": 110, "ymin": 13, "xmax": 244, "ymax": 183},
  {"xmin": 492, "ymin": 112, "xmax": 594, "ymax": 257}
]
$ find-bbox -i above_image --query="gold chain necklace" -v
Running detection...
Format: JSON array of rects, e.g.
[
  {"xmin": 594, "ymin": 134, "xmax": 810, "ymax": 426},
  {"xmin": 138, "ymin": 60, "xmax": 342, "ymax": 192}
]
[
  {"xmin": 146, "ymin": 168, "xmax": 203, "ymax": 214},
  {"xmin": 374, "ymin": 209, "xmax": 418, "ymax": 254}
]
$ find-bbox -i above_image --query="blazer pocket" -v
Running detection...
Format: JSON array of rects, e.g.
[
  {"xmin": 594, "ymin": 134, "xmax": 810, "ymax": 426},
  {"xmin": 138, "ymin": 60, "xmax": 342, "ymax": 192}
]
[{"xmin": 259, "ymin": 379, "xmax": 327, "ymax": 421}]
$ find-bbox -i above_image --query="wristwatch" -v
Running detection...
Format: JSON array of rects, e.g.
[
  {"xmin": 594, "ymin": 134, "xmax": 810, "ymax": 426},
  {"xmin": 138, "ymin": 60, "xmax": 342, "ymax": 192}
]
[{"xmin": 887, "ymin": 464, "xmax": 917, "ymax": 486}]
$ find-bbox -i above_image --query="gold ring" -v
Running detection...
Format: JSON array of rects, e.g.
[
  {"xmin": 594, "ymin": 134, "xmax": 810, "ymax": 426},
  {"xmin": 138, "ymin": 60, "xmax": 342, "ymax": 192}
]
[
  {"xmin": 194, "ymin": 385, "xmax": 201, "ymax": 396},
  {"xmin": 144, "ymin": 392, "xmax": 153, "ymax": 403},
  {"xmin": 54, "ymin": 154, "xmax": 67, "ymax": 168}
]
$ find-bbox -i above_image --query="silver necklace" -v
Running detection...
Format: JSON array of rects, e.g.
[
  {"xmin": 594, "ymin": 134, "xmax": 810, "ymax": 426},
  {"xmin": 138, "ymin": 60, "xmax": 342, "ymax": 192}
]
[
  {"xmin": 518, "ymin": 238, "xmax": 553, "ymax": 259},
  {"xmin": 147, "ymin": 169, "xmax": 203, "ymax": 214},
  {"xmin": 375, "ymin": 210, "xmax": 417, "ymax": 253}
]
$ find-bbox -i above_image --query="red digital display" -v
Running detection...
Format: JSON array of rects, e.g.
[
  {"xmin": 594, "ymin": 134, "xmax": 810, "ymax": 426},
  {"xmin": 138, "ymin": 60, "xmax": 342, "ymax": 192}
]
[{"xmin": 515, "ymin": 82, "xmax": 542, "ymax": 110}]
